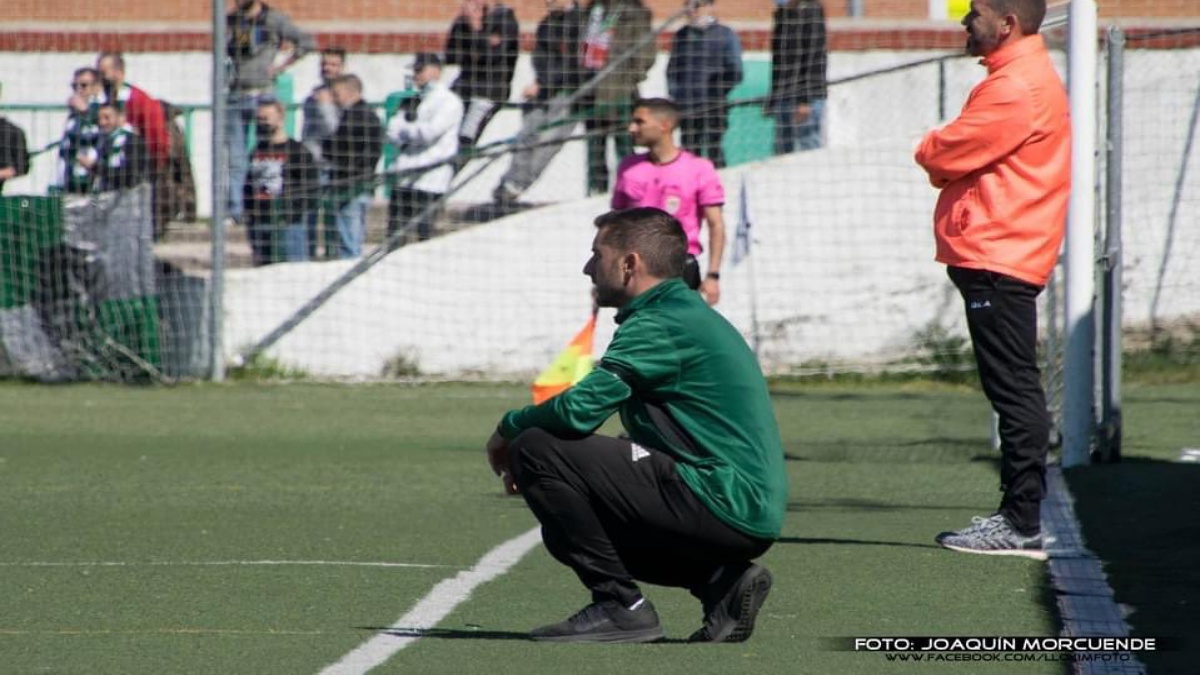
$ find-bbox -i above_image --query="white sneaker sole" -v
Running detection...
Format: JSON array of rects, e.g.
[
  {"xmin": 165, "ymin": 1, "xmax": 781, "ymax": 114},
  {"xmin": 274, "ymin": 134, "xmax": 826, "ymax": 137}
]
[{"xmin": 939, "ymin": 542, "xmax": 1048, "ymax": 561}]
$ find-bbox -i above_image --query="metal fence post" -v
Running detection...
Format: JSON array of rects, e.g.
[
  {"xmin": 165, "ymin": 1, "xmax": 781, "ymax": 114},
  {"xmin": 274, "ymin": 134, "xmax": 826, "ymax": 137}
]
[
  {"xmin": 1099, "ymin": 26, "xmax": 1125, "ymax": 462},
  {"xmin": 938, "ymin": 59, "xmax": 947, "ymax": 121},
  {"xmin": 209, "ymin": 0, "xmax": 227, "ymax": 381}
]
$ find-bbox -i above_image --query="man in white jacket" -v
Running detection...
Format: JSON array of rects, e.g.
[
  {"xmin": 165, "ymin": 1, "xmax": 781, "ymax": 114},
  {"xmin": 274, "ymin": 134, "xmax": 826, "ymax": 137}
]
[{"xmin": 386, "ymin": 53, "xmax": 465, "ymax": 245}]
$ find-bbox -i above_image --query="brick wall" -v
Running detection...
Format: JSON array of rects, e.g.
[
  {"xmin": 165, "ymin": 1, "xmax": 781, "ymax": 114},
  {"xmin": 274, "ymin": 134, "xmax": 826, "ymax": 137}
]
[{"xmin": 4, "ymin": 0, "xmax": 1198, "ymax": 24}]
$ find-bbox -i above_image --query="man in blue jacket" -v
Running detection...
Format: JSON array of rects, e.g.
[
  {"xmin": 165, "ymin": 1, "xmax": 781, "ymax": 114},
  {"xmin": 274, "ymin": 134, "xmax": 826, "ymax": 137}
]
[{"xmin": 667, "ymin": 0, "xmax": 743, "ymax": 168}]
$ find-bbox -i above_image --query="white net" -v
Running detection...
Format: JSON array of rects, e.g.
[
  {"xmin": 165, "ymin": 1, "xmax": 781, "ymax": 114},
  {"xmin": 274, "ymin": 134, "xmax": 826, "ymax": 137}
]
[{"xmin": 0, "ymin": 1, "xmax": 1196, "ymax": 383}]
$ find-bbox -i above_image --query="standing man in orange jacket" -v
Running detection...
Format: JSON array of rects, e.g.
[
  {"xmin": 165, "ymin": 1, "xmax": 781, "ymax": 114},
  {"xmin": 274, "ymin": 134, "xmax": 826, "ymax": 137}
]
[{"xmin": 914, "ymin": 0, "xmax": 1070, "ymax": 561}]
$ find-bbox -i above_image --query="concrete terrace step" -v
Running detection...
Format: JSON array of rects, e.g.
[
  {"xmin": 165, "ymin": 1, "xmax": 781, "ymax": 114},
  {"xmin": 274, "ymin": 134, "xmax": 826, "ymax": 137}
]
[{"xmin": 153, "ymin": 200, "xmax": 537, "ymax": 273}]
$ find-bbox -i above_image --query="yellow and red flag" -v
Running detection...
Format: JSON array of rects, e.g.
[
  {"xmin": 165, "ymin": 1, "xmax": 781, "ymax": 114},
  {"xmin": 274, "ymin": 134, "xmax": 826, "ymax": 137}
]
[{"xmin": 531, "ymin": 313, "xmax": 597, "ymax": 404}]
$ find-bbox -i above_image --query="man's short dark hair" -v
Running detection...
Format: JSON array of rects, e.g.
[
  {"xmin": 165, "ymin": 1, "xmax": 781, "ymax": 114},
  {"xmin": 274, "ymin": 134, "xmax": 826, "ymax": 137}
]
[
  {"xmin": 257, "ymin": 98, "xmax": 285, "ymax": 116},
  {"xmin": 99, "ymin": 100, "xmax": 126, "ymax": 114},
  {"xmin": 74, "ymin": 67, "xmax": 100, "ymax": 81},
  {"xmin": 322, "ymin": 46, "xmax": 348, "ymax": 61},
  {"xmin": 633, "ymin": 97, "xmax": 681, "ymax": 128},
  {"xmin": 594, "ymin": 208, "xmax": 688, "ymax": 280},
  {"xmin": 989, "ymin": 0, "xmax": 1046, "ymax": 34}
]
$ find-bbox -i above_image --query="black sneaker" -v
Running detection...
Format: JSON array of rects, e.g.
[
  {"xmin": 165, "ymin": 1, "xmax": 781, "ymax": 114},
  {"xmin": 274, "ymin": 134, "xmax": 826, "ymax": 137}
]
[
  {"xmin": 530, "ymin": 599, "xmax": 664, "ymax": 643},
  {"xmin": 687, "ymin": 563, "xmax": 773, "ymax": 643}
]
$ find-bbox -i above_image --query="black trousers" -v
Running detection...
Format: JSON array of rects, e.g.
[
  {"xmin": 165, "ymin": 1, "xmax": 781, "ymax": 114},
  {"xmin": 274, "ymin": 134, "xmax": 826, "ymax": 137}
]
[
  {"xmin": 510, "ymin": 428, "xmax": 772, "ymax": 608},
  {"xmin": 387, "ymin": 186, "xmax": 440, "ymax": 245},
  {"xmin": 948, "ymin": 266, "xmax": 1051, "ymax": 535},
  {"xmin": 683, "ymin": 255, "xmax": 701, "ymax": 290},
  {"xmin": 680, "ymin": 108, "xmax": 730, "ymax": 169}
]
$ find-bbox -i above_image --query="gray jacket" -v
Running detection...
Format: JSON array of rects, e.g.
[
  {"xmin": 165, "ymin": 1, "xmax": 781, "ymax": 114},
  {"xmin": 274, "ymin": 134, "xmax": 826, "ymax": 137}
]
[
  {"xmin": 227, "ymin": 3, "xmax": 316, "ymax": 92},
  {"xmin": 301, "ymin": 87, "xmax": 340, "ymax": 164}
]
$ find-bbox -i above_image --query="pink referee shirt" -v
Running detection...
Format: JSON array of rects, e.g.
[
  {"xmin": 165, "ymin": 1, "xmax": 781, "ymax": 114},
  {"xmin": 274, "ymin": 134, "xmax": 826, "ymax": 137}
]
[{"xmin": 611, "ymin": 150, "xmax": 725, "ymax": 256}]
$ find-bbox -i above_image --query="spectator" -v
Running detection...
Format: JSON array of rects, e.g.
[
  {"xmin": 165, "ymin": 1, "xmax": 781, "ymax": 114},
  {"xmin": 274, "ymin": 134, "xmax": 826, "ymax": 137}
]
[
  {"xmin": 96, "ymin": 52, "xmax": 172, "ymax": 236},
  {"xmin": 445, "ymin": 0, "xmax": 519, "ymax": 156},
  {"xmin": 244, "ymin": 99, "xmax": 318, "ymax": 265},
  {"xmin": 301, "ymin": 47, "xmax": 346, "ymax": 164},
  {"xmin": 612, "ymin": 98, "xmax": 726, "ymax": 305},
  {"xmin": 385, "ymin": 54, "xmax": 464, "ymax": 245},
  {"xmin": 301, "ymin": 46, "xmax": 348, "ymax": 258},
  {"xmin": 59, "ymin": 68, "xmax": 104, "ymax": 194},
  {"xmin": 580, "ymin": 0, "xmax": 656, "ymax": 195},
  {"xmin": 78, "ymin": 101, "xmax": 148, "ymax": 193},
  {"xmin": 95, "ymin": 53, "xmax": 169, "ymax": 172},
  {"xmin": 768, "ymin": 0, "xmax": 827, "ymax": 153},
  {"xmin": 915, "ymin": 0, "xmax": 1070, "ymax": 560},
  {"xmin": 321, "ymin": 74, "xmax": 383, "ymax": 259},
  {"xmin": 0, "ymin": 98, "xmax": 28, "ymax": 195},
  {"xmin": 485, "ymin": 207, "xmax": 785, "ymax": 643},
  {"xmin": 667, "ymin": 0, "xmax": 743, "ymax": 168},
  {"xmin": 158, "ymin": 102, "xmax": 199, "ymax": 228},
  {"xmin": 493, "ymin": 0, "xmax": 586, "ymax": 205},
  {"xmin": 226, "ymin": 0, "xmax": 315, "ymax": 222}
]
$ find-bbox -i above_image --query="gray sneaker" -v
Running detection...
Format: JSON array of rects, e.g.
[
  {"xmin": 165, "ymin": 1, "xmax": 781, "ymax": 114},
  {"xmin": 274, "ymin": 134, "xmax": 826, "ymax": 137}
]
[
  {"xmin": 530, "ymin": 599, "xmax": 664, "ymax": 643},
  {"xmin": 936, "ymin": 514, "xmax": 1047, "ymax": 561}
]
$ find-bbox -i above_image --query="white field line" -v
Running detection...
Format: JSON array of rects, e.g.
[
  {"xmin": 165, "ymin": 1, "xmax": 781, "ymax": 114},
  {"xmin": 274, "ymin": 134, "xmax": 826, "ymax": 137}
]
[
  {"xmin": 320, "ymin": 527, "xmax": 543, "ymax": 675},
  {"xmin": 0, "ymin": 560, "xmax": 451, "ymax": 569}
]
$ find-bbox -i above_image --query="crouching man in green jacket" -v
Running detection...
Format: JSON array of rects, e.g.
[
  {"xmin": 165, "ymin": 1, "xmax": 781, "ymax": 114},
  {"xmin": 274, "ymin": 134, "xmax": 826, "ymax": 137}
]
[{"xmin": 486, "ymin": 206, "xmax": 788, "ymax": 644}]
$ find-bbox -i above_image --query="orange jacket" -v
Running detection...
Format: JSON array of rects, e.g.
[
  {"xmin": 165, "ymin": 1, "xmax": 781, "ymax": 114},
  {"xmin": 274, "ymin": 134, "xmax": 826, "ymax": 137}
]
[{"xmin": 915, "ymin": 35, "xmax": 1071, "ymax": 287}]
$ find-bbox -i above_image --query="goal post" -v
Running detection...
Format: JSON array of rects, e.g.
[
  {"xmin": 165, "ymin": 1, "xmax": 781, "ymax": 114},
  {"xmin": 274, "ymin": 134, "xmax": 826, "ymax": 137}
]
[{"xmin": 1063, "ymin": 0, "xmax": 1099, "ymax": 468}]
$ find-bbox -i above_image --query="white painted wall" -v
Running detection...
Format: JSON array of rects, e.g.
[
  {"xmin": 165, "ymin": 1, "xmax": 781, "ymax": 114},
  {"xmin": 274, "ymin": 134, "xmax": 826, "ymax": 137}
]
[{"xmin": 223, "ymin": 135, "xmax": 1198, "ymax": 378}]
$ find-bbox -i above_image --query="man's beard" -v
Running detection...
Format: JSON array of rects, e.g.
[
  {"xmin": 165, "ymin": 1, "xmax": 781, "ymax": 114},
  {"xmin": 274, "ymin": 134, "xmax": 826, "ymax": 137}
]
[
  {"xmin": 966, "ymin": 29, "xmax": 998, "ymax": 57},
  {"xmin": 592, "ymin": 283, "xmax": 625, "ymax": 308}
]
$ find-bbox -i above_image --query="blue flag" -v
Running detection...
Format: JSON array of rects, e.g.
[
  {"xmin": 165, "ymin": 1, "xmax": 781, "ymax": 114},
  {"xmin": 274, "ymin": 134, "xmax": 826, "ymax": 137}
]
[{"xmin": 733, "ymin": 173, "xmax": 752, "ymax": 265}]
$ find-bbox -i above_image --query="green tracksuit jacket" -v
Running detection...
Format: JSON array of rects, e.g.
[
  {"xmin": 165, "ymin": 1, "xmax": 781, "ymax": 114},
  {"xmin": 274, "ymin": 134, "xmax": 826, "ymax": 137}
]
[{"xmin": 500, "ymin": 278, "xmax": 788, "ymax": 539}]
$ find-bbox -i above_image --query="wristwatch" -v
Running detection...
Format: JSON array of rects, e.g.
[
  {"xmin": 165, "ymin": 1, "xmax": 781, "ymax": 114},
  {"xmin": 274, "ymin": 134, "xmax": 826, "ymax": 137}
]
[{"xmin": 706, "ymin": 271, "xmax": 721, "ymax": 280}]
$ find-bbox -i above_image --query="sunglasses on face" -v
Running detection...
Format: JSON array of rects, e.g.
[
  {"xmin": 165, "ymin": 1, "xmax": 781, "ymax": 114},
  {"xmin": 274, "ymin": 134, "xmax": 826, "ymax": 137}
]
[{"xmin": 72, "ymin": 82, "xmax": 93, "ymax": 90}]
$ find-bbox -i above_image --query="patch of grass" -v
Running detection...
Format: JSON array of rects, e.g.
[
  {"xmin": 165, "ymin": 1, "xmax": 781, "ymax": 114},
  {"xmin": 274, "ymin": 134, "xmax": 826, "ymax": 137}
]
[
  {"xmin": 910, "ymin": 320, "xmax": 976, "ymax": 384},
  {"xmin": 227, "ymin": 352, "xmax": 310, "ymax": 381},
  {"xmin": 1122, "ymin": 330, "xmax": 1200, "ymax": 385},
  {"xmin": 772, "ymin": 322, "xmax": 978, "ymax": 387},
  {"xmin": 380, "ymin": 350, "xmax": 422, "ymax": 378}
]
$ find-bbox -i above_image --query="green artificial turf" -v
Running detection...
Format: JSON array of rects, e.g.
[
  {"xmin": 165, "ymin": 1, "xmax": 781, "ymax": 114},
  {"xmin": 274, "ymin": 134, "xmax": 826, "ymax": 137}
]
[{"xmin": 0, "ymin": 380, "xmax": 1100, "ymax": 674}]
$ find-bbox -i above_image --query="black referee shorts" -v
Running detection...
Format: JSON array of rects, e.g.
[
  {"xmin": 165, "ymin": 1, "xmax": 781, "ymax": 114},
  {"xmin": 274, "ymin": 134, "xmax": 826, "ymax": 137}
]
[{"xmin": 683, "ymin": 255, "xmax": 701, "ymax": 290}]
